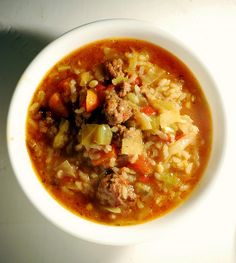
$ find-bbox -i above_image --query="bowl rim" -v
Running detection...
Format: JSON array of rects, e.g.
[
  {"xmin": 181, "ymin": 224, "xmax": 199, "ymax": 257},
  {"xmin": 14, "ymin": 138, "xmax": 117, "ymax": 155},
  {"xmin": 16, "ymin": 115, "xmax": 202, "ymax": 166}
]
[{"xmin": 6, "ymin": 18, "xmax": 227, "ymax": 246}]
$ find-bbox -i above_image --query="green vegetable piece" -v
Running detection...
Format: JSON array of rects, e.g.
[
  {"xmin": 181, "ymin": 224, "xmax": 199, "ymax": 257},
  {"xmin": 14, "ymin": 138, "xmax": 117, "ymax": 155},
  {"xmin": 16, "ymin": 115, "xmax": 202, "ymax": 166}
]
[
  {"xmin": 81, "ymin": 124, "xmax": 112, "ymax": 146},
  {"xmin": 127, "ymin": 92, "xmax": 139, "ymax": 104},
  {"xmin": 81, "ymin": 124, "xmax": 97, "ymax": 146},
  {"xmin": 95, "ymin": 124, "xmax": 112, "ymax": 145},
  {"xmin": 112, "ymin": 76, "xmax": 126, "ymax": 85},
  {"xmin": 158, "ymin": 173, "xmax": 181, "ymax": 187},
  {"xmin": 79, "ymin": 71, "xmax": 93, "ymax": 86}
]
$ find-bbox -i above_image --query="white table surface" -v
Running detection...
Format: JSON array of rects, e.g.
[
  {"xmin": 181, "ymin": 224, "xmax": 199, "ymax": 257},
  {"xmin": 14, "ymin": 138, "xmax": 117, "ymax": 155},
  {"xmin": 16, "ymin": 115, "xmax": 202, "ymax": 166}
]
[{"xmin": 0, "ymin": 1, "xmax": 236, "ymax": 262}]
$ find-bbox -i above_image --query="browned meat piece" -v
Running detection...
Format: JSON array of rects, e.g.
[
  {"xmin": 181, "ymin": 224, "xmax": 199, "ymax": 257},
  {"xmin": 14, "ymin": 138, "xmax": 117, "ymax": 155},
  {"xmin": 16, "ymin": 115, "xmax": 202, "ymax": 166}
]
[
  {"xmin": 118, "ymin": 82, "xmax": 131, "ymax": 97},
  {"xmin": 96, "ymin": 172, "xmax": 136, "ymax": 207},
  {"xmin": 104, "ymin": 91, "xmax": 133, "ymax": 125},
  {"xmin": 37, "ymin": 111, "xmax": 58, "ymax": 138},
  {"xmin": 105, "ymin": 58, "xmax": 124, "ymax": 79}
]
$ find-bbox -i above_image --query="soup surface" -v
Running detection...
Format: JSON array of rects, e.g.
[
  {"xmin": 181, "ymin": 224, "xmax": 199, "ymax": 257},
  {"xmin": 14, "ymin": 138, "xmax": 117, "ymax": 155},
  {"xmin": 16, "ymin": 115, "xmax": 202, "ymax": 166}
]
[{"xmin": 26, "ymin": 39, "xmax": 212, "ymax": 225}]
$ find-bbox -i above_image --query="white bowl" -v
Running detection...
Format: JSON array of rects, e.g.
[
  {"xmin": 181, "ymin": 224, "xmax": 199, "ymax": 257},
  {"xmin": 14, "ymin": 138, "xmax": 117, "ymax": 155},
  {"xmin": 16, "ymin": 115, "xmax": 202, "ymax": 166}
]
[{"xmin": 7, "ymin": 19, "xmax": 226, "ymax": 246}]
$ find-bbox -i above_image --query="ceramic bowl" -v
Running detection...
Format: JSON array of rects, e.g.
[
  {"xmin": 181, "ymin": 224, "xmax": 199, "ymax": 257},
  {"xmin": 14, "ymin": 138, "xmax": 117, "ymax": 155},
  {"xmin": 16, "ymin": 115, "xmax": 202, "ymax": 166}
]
[{"xmin": 7, "ymin": 19, "xmax": 225, "ymax": 246}]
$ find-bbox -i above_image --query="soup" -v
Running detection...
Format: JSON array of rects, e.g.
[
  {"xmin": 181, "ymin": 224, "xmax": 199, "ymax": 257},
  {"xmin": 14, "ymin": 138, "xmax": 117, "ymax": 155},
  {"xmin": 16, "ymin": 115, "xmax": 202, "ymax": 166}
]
[{"xmin": 26, "ymin": 39, "xmax": 212, "ymax": 225}]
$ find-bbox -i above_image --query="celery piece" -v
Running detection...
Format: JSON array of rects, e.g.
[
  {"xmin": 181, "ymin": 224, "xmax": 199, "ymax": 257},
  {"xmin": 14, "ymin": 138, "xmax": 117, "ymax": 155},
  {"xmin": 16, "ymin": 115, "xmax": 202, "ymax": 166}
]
[
  {"xmin": 81, "ymin": 124, "xmax": 112, "ymax": 146},
  {"xmin": 79, "ymin": 71, "xmax": 93, "ymax": 86},
  {"xmin": 158, "ymin": 173, "xmax": 181, "ymax": 187},
  {"xmin": 135, "ymin": 182, "xmax": 151, "ymax": 194},
  {"xmin": 94, "ymin": 124, "xmax": 112, "ymax": 145},
  {"xmin": 81, "ymin": 124, "xmax": 97, "ymax": 146},
  {"xmin": 127, "ymin": 92, "xmax": 139, "ymax": 105},
  {"xmin": 112, "ymin": 76, "xmax": 127, "ymax": 85}
]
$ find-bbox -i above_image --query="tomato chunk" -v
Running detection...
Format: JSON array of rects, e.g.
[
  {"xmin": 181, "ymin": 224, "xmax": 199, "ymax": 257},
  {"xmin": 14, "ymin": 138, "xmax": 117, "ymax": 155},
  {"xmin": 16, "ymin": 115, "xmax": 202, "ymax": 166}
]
[
  {"xmin": 141, "ymin": 105, "xmax": 157, "ymax": 116},
  {"xmin": 95, "ymin": 84, "xmax": 106, "ymax": 92},
  {"xmin": 128, "ymin": 155, "xmax": 154, "ymax": 175},
  {"xmin": 139, "ymin": 174, "xmax": 151, "ymax": 183},
  {"xmin": 134, "ymin": 76, "xmax": 142, "ymax": 86}
]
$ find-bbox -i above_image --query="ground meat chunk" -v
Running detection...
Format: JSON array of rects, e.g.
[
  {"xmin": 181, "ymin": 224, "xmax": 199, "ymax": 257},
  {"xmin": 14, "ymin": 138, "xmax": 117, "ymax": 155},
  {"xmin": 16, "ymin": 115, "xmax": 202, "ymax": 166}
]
[
  {"xmin": 38, "ymin": 112, "xmax": 58, "ymax": 138},
  {"xmin": 104, "ymin": 90, "xmax": 133, "ymax": 125},
  {"xmin": 105, "ymin": 58, "xmax": 124, "ymax": 79},
  {"xmin": 118, "ymin": 82, "xmax": 131, "ymax": 97},
  {"xmin": 96, "ymin": 172, "xmax": 136, "ymax": 207}
]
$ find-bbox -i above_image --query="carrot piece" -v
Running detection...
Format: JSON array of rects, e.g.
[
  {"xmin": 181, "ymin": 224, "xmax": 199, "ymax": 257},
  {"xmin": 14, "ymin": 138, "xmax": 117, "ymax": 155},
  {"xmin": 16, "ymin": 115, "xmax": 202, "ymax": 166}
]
[
  {"xmin": 91, "ymin": 146, "xmax": 117, "ymax": 166},
  {"xmin": 141, "ymin": 105, "xmax": 157, "ymax": 116},
  {"xmin": 162, "ymin": 134, "xmax": 171, "ymax": 143},
  {"xmin": 49, "ymin": 92, "xmax": 68, "ymax": 117},
  {"xmin": 86, "ymin": 89, "xmax": 99, "ymax": 112},
  {"xmin": 128, "ymin": 155, "xmax": 154, "ymax": 175},
  {"xmin": 175, "ymin": 132, "xmax": 184, "ymax": 141}
]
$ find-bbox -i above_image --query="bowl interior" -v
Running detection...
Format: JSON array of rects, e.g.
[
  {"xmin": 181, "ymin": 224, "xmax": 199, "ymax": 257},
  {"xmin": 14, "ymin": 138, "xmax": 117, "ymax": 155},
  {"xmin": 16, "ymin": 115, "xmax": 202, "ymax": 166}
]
[{"xmin": 7, "ymin": 19, "xmax": 225, "ymax": 245}]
